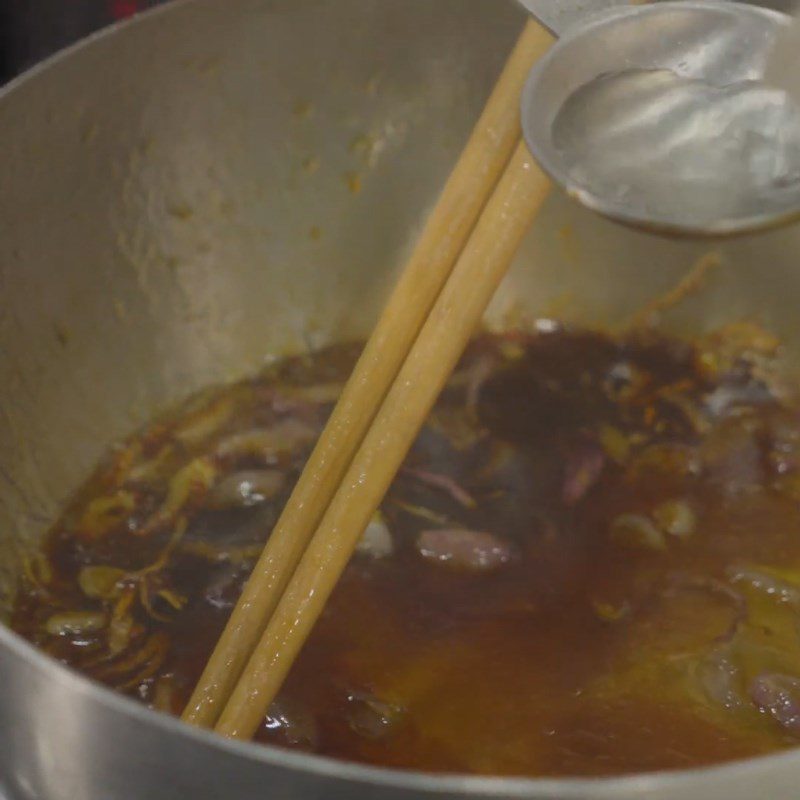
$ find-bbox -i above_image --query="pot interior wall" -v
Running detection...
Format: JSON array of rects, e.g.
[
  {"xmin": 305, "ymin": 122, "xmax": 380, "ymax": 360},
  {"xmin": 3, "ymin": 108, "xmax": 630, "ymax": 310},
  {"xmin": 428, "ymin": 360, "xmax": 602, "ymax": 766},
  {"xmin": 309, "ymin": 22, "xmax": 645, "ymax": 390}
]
[{"xmin": 1, "ymin": 0, "xmax": 800, "ymax": 616}]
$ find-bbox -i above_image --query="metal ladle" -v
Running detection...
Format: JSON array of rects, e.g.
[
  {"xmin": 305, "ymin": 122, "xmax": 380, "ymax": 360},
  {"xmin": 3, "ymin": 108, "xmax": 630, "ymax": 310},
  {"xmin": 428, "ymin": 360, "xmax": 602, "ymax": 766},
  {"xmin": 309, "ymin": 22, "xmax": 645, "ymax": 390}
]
[{"xmin": 519, "ymin": 1, "xmax": 800, "ymax": 237}]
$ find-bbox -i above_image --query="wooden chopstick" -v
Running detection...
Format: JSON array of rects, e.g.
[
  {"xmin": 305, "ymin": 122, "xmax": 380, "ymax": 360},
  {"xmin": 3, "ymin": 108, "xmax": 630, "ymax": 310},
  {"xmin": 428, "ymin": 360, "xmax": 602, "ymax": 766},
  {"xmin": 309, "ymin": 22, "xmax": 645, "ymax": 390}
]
[
  {"xmin": 182, "ymin": 18, "xmax": 554, "ymax": 728},
  {"xmin": 215, "ymin": 140, "xmax": 552, "ymax": 738}
]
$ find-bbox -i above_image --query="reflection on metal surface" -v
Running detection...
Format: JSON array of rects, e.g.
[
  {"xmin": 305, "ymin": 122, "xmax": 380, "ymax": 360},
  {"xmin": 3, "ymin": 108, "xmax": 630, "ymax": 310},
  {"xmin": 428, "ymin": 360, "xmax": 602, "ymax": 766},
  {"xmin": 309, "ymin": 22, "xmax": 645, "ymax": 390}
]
[
  {"xmin": 514, "ymin": 0, "xmax": 627, "ymax": 35},
  {"xmin": 552, "ymin": 68, "xmax": 800, "ymax": 230},
  {"xmin": 516, "ymin": 0, "xmax": 800, "ymax": 37},
  {"xmin": 3, "ymin": 0, "xmax": 800, "ymax": 799},
  {"xmin": 522, "ymin": 2, "xmax": 800, "ymax": 236}
]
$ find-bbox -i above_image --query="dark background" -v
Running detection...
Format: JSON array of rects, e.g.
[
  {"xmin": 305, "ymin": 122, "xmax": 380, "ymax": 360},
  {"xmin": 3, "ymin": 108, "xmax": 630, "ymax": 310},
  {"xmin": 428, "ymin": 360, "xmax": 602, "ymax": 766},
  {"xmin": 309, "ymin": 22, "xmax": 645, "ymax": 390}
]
[{"xmin": 0, "ymin": 0, "xmax": 166, "ymax": 83}]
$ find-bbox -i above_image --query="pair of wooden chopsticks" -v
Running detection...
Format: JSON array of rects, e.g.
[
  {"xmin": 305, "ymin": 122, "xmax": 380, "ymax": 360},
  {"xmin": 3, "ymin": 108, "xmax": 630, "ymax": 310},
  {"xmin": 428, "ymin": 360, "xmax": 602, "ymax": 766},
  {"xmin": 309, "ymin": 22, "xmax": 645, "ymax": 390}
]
[{"xmin": 182, "ymin": 18, "xmax": 555, "ymax": 740}]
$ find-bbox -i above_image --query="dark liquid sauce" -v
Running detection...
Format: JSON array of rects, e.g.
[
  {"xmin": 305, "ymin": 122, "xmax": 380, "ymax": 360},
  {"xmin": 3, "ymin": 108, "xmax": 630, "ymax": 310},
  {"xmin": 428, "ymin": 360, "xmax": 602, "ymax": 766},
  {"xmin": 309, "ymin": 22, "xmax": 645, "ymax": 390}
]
[{"xmin": 13, "ymin": 324, "xmax": 800, "ymax": 776}]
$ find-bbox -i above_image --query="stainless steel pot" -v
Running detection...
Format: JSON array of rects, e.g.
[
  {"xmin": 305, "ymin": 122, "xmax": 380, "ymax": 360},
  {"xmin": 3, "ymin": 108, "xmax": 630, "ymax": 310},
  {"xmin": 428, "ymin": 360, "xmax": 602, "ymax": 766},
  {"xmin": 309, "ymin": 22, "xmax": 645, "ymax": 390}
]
[{"xmin": 2, "ymin": 1, "xmax": 800, "ymax": 798}]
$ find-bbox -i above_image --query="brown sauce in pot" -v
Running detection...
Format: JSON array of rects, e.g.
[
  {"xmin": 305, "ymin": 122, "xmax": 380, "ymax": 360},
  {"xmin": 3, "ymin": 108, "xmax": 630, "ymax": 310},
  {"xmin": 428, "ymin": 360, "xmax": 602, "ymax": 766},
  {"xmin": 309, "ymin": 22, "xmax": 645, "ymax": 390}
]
[{"xmin": 12, "ymin": 322, "xmax": 800, "ymax": 776}]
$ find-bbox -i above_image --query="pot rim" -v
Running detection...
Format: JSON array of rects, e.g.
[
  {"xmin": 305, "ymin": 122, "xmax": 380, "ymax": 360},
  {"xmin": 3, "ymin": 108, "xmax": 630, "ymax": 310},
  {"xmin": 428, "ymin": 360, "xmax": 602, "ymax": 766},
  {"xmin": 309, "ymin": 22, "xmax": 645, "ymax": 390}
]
[
  {"xmin": 3, "ymin": 0, "xmax": 800, "ymax": 795},
  {"xmin": 6, "ymin": 613, "xmax": 800, "ymax": 798}
]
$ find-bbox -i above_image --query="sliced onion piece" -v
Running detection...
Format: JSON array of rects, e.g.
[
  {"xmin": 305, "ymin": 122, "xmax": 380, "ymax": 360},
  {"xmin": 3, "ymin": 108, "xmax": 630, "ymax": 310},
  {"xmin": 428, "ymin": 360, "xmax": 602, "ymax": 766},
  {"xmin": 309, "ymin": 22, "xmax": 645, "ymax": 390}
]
[
  {"xmin": 416, "ymin": 528, "xmax": 515, "ymax": 572},
  {"xmin": 206, "ymin": 470, "xmax": 286, "ymax": 509},
  {"xmin": 356, "ymin": 512, "xmax": 394, "ymax": 559},
  {"xmin": 610, "ymin": 513, "xmax": 666, "ymax": 552}
]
